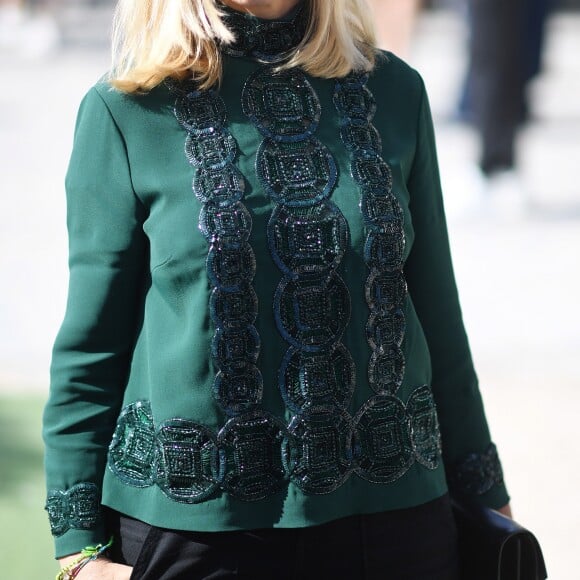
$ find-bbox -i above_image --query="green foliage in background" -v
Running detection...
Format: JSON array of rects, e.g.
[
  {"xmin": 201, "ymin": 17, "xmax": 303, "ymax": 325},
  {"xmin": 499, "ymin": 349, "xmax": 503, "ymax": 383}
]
[{"xmin": 0, "ymin": 395, "xmax": 56, "ymax": 578}]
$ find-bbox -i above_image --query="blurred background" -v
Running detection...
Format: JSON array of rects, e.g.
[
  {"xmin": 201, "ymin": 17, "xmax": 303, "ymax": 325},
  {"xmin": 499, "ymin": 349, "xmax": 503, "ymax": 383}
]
[{"xmin": 1, "ymin": 0, "xmax": 579, "ymax": 577}]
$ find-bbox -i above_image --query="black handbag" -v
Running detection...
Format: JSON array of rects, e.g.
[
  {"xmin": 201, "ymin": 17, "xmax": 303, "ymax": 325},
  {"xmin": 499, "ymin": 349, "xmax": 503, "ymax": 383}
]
[{"xmin": 452, "ymin": 497, "xmax": 548, "ymax": 580}]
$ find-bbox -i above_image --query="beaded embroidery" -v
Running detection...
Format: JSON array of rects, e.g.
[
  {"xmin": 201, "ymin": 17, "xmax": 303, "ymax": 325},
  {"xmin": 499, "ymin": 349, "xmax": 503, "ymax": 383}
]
[
  {"xmin": 334, "ymin": 73, "xmax": 408, "ymax": 400},
  {"xmin": 242, "ymin": 69, "xmax": 321, "ymax": 141},
  {"xmin": 109, "ymin": 399, "xmax": 156, "ymax": 487},
  {"xmin": 108, "ymin": 403, "xmax": 289, "ymax": 503},
  {"xmin": 243, "ymin": 64, "xmax": 357, "ymax": 493},
  {"xmin": 274, "ymin": 273, "xmax": 351, "ymax": 351},
  {"xmin": 108, "ymin": 393, "xmax": 440, "ymax": 502},
  {"xmin": 167, "ymin": 80, "xmax": 289, "ymax": 501},
  {"xmin": 279, "ymin": 344, "xmax": 355, "ymax": 412},
  {"xmin": 283, "ymin": 405, "xmax": 354, "ymax": 494},
  {"xmin": 334, "ymin": 72, "xmax": 442, "ymax": 480},
  {"xmin": 157, "ymin": 419, "xmax": 220, "ymax": 503},
  {"xmin": 218, "ymin": 411, "xmax": 287, "ymax": 500},
  {"xmin": 268, "ymin": 204, "xmax": 349, "ymax": 277},
  {"xmin": 354, "ymin": 395, "xmax": 414, "ymax": 483},
  {"xmin": 45, "ymin": 483, "xmax": 101, "ymax": 537},
  {"xmin": 219, "ymin": 3, "xmax": 308, "ymax": 63},
  {"xmin": 407, "ymin": 385, "xmax": 442, "ymax": 470},
  {"xmin": 256, "ymin": 139, "xmax": 337, "ymax": 207},
  {"xmin": 122, "ymin": 25, "xmax": 446, "ymax": 505},
  {"xmin": 450, "ymin": 443, "xmax": 504, "ymax": 496}
]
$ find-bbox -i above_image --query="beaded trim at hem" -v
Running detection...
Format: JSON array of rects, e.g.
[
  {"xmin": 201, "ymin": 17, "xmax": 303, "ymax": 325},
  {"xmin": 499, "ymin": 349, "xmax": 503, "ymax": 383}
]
[{"xmin": 107, "ymin": 389, "xmax": 440, "ymax": 505}]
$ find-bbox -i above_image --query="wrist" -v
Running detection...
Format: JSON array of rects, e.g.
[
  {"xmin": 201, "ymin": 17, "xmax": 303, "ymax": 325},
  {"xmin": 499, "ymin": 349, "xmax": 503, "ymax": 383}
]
[{"xmin": 56, "ymin": 537, "xmax": 113, "ymax": 579}]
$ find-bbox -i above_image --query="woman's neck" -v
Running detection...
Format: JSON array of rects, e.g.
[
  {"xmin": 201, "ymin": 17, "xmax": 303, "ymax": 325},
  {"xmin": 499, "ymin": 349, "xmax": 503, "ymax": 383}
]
[{"xmin": 220, "ymin": 0, "xmax": 302, "ymax": 21}]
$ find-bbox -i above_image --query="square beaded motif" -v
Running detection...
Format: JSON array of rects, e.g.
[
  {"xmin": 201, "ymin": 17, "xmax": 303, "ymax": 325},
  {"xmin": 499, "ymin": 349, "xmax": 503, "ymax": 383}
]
[
  {"xmin": 305, "ymin": 428, "xmax": 339, "ymax": 469},
  {"xmin": 369, "ymin": 421, "xmax": 402, "ymax": 460},
  {"xmin": 264, "ymin": 86, "xmax": 303, "ymax": 120},
  {"xmin": 294, "ymin": 288, "xmax": 328, "ymax": 329},
  {"xmin": 164, "ymin": 442, "xmax": 202, "ymax": 482}
]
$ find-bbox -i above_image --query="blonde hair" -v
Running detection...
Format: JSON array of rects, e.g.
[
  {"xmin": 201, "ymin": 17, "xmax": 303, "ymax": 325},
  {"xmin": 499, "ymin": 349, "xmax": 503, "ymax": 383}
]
[{"xmin": 110, "ymin": 0, "xmax": 378, "ymax": 93}]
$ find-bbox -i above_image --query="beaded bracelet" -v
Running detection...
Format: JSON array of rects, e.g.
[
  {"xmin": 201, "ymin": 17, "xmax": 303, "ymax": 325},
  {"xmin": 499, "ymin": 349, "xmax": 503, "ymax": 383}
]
[{"xmin": 56, "ymin": 537, "xmax": 113, "ymax": 580}]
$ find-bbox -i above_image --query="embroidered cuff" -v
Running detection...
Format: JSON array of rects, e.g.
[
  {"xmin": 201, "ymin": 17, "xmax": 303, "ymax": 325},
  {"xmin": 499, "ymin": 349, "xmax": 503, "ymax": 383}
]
[
  {"xmin": 449, "ymin": 443, "xmax": 504, "ymax": 496},
  {"xmin": 45, "ymin": 482, "xmax": 102, "ymax": 537}
]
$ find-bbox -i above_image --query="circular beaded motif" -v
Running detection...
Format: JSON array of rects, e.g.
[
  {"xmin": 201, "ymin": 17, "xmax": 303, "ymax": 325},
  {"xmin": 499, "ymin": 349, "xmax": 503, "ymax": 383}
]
[
  {"xmin": 353, "ymin": 395, "xmax": 414, "ymax": 483},
  {"xmin": 109, "ymin": 400, "xmax": 157, "ymax": 488},
  {"xmin": 218, "ymin": 411, "xmax": 288, "ymax": 501},
  {"xmin": 279, "ymin": 344, "xmax": 356, "ymax": 412},
  {"xmin": 242, "ymin": 68, "xmax": 321, "ymax": 142},
  {"xmin": 274, "ymin": 273, "xmax": 351, "ymax": 352},
  {"xmin": 283, "ymin": 405, "xmax": 354, "ymax": 494},
  {"xmin": 156, "ymin": 419, "xmax": 221, "ymax": 504},
  {"xmin": 256, "ymin": 138, "xmax": 337, "ymax": 208},
  {"xmin": 267, "ymin": 203, "xmax": 349, "ymax": 278}
]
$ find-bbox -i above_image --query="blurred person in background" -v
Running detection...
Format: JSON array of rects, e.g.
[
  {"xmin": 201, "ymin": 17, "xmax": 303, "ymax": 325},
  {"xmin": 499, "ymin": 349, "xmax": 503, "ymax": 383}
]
[
  {"xmin": 43, "ymin": 0, "xmax": 511, "ymax": 578},
  {"xmin": 461, "ymin": 0, "xmax": 553, "ymax": 210},
  {"xmin": 0, "ymin": 0, "xmax": 24, "ymax": 43},
  {"xmin": 0, "ymin": 0, "xmax": 60, "ymax": 55},
  {"xmin": 369, "ymin": 0, "xmax": 423, "ymax": 57}
]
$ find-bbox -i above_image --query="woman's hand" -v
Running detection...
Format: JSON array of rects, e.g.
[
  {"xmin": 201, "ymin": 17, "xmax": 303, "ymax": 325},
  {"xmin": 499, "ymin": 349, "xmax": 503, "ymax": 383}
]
[
  {"xmin": 58, "ymin": 555, "xmax": 132, "ymax": 579},
  {"xmin": 497, "ymin": 503, "xmax": 512, "ymax": 518}
]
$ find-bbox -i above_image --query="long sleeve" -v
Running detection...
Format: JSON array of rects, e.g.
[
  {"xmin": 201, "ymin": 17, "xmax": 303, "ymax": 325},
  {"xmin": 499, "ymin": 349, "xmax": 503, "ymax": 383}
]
[
  {"xmin": 404, "ymin": 79, "xmax": 509, "ymax": 509},
  {"xmin": 43, "ymin": 87, "xmax": 148, "ymax": 557}
]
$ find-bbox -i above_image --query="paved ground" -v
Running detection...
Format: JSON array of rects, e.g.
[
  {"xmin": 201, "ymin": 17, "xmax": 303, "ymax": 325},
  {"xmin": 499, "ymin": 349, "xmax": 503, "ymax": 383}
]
[{"xmin": 1, "ymin": 7, "xmax": 578, "ymax": 578}]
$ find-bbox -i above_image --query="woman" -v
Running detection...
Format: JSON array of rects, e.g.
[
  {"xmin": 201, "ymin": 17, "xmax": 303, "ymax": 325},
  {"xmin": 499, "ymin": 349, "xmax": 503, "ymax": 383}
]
[{"xmin": 44, "ymin": 0, "xmax": 511, "ymax": 578}]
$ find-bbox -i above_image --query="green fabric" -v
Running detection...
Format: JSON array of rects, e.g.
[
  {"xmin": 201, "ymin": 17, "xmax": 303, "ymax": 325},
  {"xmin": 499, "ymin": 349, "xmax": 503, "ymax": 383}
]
[{"xmin": 43, "ymin": 52, "xmax": 509, "ymax": 558}]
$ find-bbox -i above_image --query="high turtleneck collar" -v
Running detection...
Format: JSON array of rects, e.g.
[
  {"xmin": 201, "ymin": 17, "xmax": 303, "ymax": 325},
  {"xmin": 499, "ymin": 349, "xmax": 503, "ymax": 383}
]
[{"xmin": 219, "ymin": 2, "xmax": 308, "ymax": 62}]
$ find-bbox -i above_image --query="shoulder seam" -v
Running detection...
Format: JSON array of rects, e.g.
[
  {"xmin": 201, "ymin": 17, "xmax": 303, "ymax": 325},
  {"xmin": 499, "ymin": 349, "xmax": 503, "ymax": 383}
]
[{"xmin": 89, "ymin": 87, "xmax": 146, "ymax": 212}]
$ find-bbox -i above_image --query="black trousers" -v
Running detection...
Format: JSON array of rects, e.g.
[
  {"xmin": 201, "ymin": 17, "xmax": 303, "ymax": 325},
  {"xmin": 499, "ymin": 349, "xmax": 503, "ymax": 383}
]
[
  {"xmin": 107, "ymin": 495, "xmax": 460, "ymax": 580},
  {"xmin": 464, "ymin": 0, "xmax": 554, "ymax": 175},
  {"xmin": 467, "ymin": 0, "xmax": 527, "ymax": 174}
]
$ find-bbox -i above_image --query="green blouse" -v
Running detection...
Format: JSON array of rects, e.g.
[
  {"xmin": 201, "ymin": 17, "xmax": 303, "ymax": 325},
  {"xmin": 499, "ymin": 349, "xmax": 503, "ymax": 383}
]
[{"xmin": 43, "ymin": 8, "xmax": 509, "ymax": 559}]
